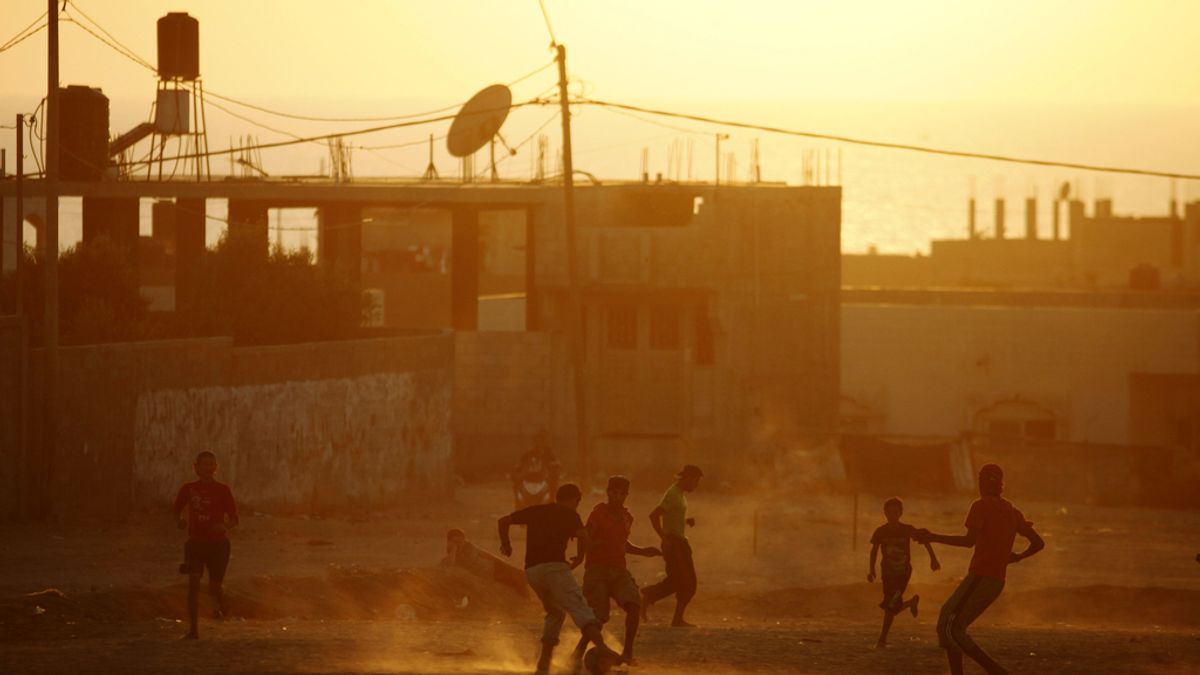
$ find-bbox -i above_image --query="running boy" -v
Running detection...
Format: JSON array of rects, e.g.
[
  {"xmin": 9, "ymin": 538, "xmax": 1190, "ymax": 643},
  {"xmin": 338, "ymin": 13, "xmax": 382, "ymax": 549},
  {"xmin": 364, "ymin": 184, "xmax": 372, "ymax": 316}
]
[
  {"xmin": 867, "ymin": 496, "xmax": 940, "ymax": 649},
  {"xmin": 499, "ymin": 483, "xmax": 620, "ymax": 675},
  {"xmin": 173, "ymin": 451, "xmax": 239, "ymax": 639},
  {"xmin": 914, "ymin": 464, "xmax": 1045, "ymax": 675},
  {"xmin": 572, "ymin": 476, "xmax": 662, "ymax": 666},
  {"xmin": 642, "ymin": 464, "xmax": 703, "ymax": 628}
]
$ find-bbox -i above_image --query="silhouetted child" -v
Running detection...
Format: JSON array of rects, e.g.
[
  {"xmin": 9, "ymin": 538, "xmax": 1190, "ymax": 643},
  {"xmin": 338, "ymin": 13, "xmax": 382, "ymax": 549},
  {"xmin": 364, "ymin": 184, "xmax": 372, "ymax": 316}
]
[
  {"xmin": 867, "ymin": 496, "xmax": 939, "ymax": 649},
  {"xmin": 173, "ymin": 451, "xmax": 239, "ymax": 639},
  {"xmin": 440, "ymin": 528, "xmax": 529, "ymax": 597}
]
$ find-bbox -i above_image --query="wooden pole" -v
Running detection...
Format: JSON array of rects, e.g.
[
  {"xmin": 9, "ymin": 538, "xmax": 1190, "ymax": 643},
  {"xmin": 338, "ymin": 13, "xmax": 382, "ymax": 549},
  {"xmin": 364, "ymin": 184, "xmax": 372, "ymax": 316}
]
[
  {"xmin": 14, "ymin": 114, "xmax": 24, "ymax": 318},
  {"xmin": 556, "ymin": 44, "xmax": 591, "ymax": 489},
  {"xmin": 43, "ymin": 0, "xmax": 61, "ymax": 519}
]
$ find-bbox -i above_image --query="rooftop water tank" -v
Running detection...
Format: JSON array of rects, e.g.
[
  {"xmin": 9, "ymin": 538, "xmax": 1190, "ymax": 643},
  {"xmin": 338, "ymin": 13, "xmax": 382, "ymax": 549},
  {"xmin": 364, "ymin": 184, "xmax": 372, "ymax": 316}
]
[
  {"xmin": 59, "ymin": 85, "xmax": 110, "ymax": 181},
  {"xmin": 157, "ymin": 13, "xmax": 199, "ymax": 80}
]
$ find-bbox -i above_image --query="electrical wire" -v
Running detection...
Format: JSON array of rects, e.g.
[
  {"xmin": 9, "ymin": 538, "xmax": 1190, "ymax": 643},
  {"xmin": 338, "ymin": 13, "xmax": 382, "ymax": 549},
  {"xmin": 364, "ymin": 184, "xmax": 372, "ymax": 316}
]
[
  {"xmin": 122, "ymin": 99, "xmax": 546, "ymax": 169},
  {"xmin": 537, "ymin": 0, "xmax": 558, "ymax": 46},
  {"xmin": 0, "ymin": 8, "xmax": 47, "ymax": 50},
  {"xmin": 0, "ymin": 21, "xmax": 47, "ymax": 53},
  {"xmin": 64, "ymin": 1, "xmax": 155, "ymax": 70},
  {"xmin": 577, "ymin": 99, "xmax": 1200, "ymax": 181}
]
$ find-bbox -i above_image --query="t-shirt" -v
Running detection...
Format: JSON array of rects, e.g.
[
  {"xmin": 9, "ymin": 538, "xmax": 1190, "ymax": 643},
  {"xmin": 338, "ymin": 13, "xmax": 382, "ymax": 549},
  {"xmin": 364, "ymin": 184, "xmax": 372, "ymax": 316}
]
[
  {"xmin": 965, "ymin": 496, "xmax": 1033, "ymax": 581},
  {"xmin": 870, "ymin": 522, "xmax": 915, "ymax": 576},
  {"xmin": 510, "ymin": 503, "xmax": 584, "ymax": 569},
  {"xmin": 173, "ymin": 480, "xmax": 238, "ymax": 543},
  {"xmin": 658, "ymin": 484, "xmax": 688, "ymax": 539},
  {"xmin": 585, "ymin": 503, "xmax": 633, "ymax": 569}
]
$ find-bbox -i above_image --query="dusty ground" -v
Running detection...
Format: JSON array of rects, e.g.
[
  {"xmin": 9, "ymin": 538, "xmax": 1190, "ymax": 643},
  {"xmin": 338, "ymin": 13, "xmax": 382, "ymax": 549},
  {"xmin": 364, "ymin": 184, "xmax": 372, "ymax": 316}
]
[{"xmin": 1, "ymin": 482, "xmax": 1198, "ymax": 674}]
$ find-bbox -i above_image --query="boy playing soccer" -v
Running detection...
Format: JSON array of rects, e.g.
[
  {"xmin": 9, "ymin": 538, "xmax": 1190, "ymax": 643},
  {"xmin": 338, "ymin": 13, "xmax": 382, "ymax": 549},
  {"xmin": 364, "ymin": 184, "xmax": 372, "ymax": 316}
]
[
  {"xmin": 572, "ymin": 476, "xmax": 662, "ymax": 666},
  {"xmin": 915, "ymin": 464, "xmax": 1044, "ymax": 675},
  {"xmin": 498, "ymin": 483, "xmax": 620, "ymax": 675},
  {"xmin": 173, "ymin": 451, "xmax": 239, "ymax": 639},
  {"xmin": 867, "ymin": 496, "xmax": 940, "ymax": 649}
]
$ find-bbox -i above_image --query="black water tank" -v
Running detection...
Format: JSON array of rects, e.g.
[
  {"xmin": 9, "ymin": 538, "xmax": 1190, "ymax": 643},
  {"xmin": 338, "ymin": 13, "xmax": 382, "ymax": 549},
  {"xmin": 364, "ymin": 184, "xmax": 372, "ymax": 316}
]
[
  {"xmin": 157, "ymin": 13, "xmax": 199, "ymax": 80},
  {"xmin": 59, "ymin": 85, "xmax": 110, "ymax": 181}
]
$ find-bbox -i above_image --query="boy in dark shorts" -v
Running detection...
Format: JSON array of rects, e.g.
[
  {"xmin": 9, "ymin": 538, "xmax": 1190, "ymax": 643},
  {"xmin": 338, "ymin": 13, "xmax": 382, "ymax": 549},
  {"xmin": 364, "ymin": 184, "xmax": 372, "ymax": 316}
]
[
  {"xmin": 572, "ymin": 476, "xmax": 661, "ymax": 666},
  {"xmin": 173, "ymin": 451, "xmax": 239, "ymax": 639},
  {"xmin": 499, "ymin": 483, "xmax": 620, "ymax": 675},
  {"xmin": 915, "ymin": 464, "xmax": 1044, "ymax": 675},
  {"xmin": 867, "ymin": 496, "xmax": 939, "ymax": 649}
]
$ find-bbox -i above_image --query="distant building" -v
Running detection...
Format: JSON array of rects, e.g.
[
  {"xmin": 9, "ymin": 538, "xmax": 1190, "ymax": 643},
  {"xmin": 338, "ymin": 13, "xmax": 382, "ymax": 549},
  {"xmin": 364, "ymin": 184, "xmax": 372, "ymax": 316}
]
[
  {"xmin": 844, "ymin": 198, "xmax": 1200, "ymax": 290},
  {"xmin": 840, "ymin": 288, "xmax": 1200, "ymax": 453}
]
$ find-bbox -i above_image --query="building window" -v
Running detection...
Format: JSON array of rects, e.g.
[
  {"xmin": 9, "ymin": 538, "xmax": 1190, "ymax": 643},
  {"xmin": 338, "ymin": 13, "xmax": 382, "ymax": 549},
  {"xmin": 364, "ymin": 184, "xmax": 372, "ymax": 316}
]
[
  {"xmin": 606, "ymin": 305, "xmax": 637, "ymax": 349},
  {"xmin": 650, "ymin": 306, "xmax": 680, "ymax": 350}
]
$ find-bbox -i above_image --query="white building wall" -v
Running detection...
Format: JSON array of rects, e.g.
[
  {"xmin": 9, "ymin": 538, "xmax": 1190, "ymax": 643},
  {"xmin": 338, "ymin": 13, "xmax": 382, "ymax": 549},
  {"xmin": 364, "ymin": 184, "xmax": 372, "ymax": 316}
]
[{"xmin": 841, "ymin": 304, "xmax": 1200, "ymax": 444}]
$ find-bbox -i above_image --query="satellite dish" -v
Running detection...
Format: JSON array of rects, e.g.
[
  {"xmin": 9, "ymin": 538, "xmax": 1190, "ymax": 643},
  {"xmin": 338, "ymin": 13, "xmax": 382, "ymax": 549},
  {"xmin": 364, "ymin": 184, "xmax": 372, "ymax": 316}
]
[{"xmin": 447, "ymin": 84, "xmax": 513, "ymax": 158}]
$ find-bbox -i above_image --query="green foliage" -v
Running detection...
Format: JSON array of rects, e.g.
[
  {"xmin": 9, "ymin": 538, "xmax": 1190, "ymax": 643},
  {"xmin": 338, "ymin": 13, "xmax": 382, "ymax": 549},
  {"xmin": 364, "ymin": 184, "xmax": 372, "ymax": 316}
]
[
  {"xmin": 3, "ymin": 236, "xmax": 150, "ymax": 345},
  {"xmin": 1, "ymin": 231, "xmax": 366, "ymax": 346},
  {"xmin": 175, "ymin": 230, "xmax": 365, "ymax": 345}
]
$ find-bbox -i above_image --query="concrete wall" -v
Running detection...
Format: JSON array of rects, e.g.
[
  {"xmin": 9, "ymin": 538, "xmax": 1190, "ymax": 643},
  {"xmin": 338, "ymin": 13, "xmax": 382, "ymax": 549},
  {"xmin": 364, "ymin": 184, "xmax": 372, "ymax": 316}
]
[
  {"xmin": 453, "ymin": 331, "xmax": 567, "ymax": 478},
  {"xmin": 841, "ymin": 303, "xmax": 1200, "ymax": 444},
  {"xmin": 7, "ymin": 334, "xmax": 453, "ymax": 520}
]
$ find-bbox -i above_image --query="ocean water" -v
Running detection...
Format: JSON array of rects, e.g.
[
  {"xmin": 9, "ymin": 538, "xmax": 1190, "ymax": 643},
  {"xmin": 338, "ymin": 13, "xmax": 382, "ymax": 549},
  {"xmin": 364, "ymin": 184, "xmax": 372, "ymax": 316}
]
[{"xmin": 4, "ymin": 96, "xmax": 1198, "ymax": 256}]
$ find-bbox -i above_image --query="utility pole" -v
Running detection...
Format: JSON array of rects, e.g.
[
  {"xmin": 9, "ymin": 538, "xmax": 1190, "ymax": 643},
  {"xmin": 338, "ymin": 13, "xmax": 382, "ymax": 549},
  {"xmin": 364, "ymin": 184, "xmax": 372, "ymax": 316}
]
[
  {"xmin": 43, "ymin": 0, "xmax": 60, "ymax": 519},
  {"xmin": 714, "ymin": 133, "xmax": 729, "ymax": 186},
  {"xmin": 556, "ymin": 44, "xmax": 590, "ymax": 488},
  {"xmin": 15, "ymin": 114, "xmax": 24, "ymax": 318},
  {"xmin": 15, "ymin": 113, "xmax": 27, "ymax": 519}
]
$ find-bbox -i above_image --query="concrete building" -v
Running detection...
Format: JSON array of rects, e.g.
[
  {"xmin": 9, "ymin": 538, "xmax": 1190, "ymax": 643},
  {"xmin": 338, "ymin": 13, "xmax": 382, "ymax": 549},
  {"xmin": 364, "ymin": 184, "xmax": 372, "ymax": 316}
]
[
  {"xmin": 840, "ymin": 289, "xmax": 1200, "ymax": 452},
  {"xmin": 2, "ymin": 178, "xmax": 842, "ymax": 486},
  {"xmin": 844, "ymin": 198, "xmax": 1200, "ymax": 290}
]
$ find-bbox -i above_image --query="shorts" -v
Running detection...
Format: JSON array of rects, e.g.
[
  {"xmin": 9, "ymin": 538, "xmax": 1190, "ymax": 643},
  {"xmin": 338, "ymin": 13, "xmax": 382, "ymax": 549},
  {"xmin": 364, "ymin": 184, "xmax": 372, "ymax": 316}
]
[
  {"xmin": 183, "ymin": 539, "xmax": 231, "ymax": 582},
  {"xmin": 937, "ymin": 573, "xmax": 1005, "ymax": 653},
  {"xmin": 582, "ymin": 565, "xmax": 641, "ymax": 623},
  {"xmin": 879, "ymin": 568, "xmax": 911, "ymax": 613},
  {"xmin": 525, "ymin": 562, "xmax": 599, "ymax": 646}
]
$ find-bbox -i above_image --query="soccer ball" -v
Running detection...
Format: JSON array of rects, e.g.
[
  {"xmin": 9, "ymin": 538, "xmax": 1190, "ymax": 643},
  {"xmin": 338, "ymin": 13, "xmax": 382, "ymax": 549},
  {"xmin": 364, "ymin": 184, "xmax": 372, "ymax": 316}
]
[{"xmin": 583, "ymin": 647, "xmax": 620, "ymax": 675}]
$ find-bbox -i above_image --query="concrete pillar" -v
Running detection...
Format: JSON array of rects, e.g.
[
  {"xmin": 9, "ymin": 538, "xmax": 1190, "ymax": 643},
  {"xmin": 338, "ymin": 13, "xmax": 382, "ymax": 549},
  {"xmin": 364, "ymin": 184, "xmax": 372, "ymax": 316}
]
[
  {"xmin": 81, "ymin": 197, "xmax": 139, "ymax": 269},
  {"xmin": 226, "ymin": 199, "xmax": 269, "ymax": 260},
  {"xmin": 967, "ymin": 198, "xmax": 976, "ymax": 239},
  {"xmin": 994, "ymin": 198, "xmax": 1005, "ymax": 239},
  {"xmin": 174, "ymin": 198, "xmax": 206, "ymax": 312},
  {"xmin": 1025, "ymin": 197, "xmax": 1037, "ymax": 240},
  {"xmin": 451, "ymin": 206, "xmax": 479, "ymax": 330},
  {"xmin": 317, "ymin": 202, "xmax": 362, "ymax": 291}
]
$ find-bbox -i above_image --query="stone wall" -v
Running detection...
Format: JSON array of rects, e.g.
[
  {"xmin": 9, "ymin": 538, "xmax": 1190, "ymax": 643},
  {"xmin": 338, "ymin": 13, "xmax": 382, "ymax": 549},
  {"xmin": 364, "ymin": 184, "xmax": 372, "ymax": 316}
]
[{"xmin": 9, "ymin": 334, "xmax": 453, "ymax": 520}]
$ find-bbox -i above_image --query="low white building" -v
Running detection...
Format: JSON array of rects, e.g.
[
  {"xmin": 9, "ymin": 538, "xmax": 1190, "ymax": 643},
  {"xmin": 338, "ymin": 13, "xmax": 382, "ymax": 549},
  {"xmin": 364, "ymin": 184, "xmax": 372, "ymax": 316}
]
[{"xmin": 840, "ymin": 290, "xmax": 1200, "ymax": 450}]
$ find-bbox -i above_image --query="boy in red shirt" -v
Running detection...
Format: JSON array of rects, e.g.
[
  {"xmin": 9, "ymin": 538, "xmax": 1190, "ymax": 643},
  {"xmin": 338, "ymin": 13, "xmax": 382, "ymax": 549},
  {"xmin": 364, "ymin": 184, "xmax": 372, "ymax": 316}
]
[
  {"xmin": 173, "ymin": 451, "xmax": 239, "ymax": 639},
  {"xmin": 573, "ymin": 476, "xmax": 661, "ymax": 666},
  {"xmin": 915, "ymin": 464, "xmax": 1044, "ymax": 675}
]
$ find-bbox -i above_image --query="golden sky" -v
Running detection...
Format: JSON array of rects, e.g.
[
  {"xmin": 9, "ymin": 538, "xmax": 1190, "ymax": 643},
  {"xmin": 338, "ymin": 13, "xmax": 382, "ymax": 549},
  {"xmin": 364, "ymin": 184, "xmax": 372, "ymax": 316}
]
[{"xmin": 2, "ymin": 0, "xmax": 1199, "ymax": 107}]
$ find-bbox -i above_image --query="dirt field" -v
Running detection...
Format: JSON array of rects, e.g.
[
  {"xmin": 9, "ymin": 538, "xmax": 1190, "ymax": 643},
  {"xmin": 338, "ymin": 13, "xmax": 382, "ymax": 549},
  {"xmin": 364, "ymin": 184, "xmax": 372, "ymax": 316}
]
[{"xmin": 2, "ymin": 482, "xmax": 1198, "ymax": 674}]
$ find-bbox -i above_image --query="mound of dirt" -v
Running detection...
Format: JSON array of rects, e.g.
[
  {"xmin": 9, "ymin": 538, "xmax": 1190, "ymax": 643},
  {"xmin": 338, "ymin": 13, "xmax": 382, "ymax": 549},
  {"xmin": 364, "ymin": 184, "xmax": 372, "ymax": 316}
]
[
  {"xmin": 703, "ymin": 582, "xmax": 1200, "ymax": 628},
  {"xmin": 0, "ymin": 566, "xmax": 535, "ymax": 640}
]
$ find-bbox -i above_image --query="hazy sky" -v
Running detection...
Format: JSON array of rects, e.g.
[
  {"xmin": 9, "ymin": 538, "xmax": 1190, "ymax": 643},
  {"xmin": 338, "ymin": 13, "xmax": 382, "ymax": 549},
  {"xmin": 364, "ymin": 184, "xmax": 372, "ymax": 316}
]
[{"xmin": 2, "ymin": 0, "xmax": 1199, "ymax": 107}]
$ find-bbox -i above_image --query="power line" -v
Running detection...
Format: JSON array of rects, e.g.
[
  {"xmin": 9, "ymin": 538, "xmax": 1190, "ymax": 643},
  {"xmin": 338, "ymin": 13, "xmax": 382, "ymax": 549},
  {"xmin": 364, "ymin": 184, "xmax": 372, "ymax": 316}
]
[
  {"xmin": 536, "ymin": 0, "xmax": 558, "ymax": 46},
  {"xmin": 577, "ymin": 99, "xmax": 1200, "ymax": 181},
  {"xmin": 0, "ymin": 8, "xmax": 47, "ymax": 50},
  {"xmin": 64, "ymin": 1, "xmax": 155, "ymax": 70},
  {"xmin": 122, "ymin": 99, "xmax": 547, "ymax": 169},
  {"xmin": 0, "ymin": 21, "xmax": 47, "ymax": 53}
]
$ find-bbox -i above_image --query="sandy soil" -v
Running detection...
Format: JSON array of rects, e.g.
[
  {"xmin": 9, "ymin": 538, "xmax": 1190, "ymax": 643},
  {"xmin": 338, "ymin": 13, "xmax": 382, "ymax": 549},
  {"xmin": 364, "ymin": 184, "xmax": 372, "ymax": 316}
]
[{"xmin": 1, "ymin": 482, "xmax": 1198, "ymax": 674}]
